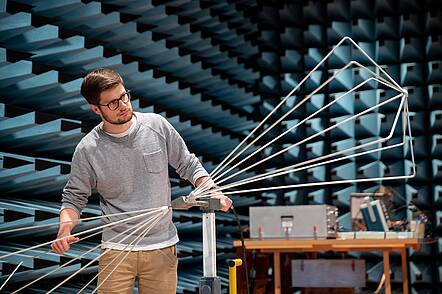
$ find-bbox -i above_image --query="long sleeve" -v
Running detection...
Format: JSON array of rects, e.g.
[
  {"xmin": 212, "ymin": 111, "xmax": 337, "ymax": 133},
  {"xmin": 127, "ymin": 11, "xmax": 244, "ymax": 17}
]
[
  {"xmin": 160, "ymin": 116, "xmax": 209, "ymax": 185},
  {"xmin": 61, "ymin": 146, "xmax": 96, "ymax": 215}
]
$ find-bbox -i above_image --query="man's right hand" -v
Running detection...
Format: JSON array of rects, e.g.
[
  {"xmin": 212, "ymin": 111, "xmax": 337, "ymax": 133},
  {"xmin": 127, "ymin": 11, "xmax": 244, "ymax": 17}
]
[{"xmin": 51, "ymin": 228, "xmax": 79, "ymax": 254}]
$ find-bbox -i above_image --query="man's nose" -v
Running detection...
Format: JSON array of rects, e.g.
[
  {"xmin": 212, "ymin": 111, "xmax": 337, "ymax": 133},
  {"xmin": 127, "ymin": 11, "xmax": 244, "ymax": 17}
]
[{"xmin": 119, "ymin": 99, "xmax": 129, "ymax": 109}]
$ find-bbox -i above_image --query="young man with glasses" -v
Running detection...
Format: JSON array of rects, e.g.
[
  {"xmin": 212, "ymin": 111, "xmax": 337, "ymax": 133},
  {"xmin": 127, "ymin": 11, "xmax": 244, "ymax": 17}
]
[{"xmin": 51, "ymin": 68, "xmax": 232, "ymax": 293}]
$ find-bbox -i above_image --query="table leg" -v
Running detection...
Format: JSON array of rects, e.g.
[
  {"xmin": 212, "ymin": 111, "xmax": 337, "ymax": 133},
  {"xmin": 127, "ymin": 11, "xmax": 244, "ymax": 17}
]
[
  {"xmin": 274, "ymin": 251, "xmax": 281, "ymax": 294},
  {"xmin": 401, "ymin": 248, "xmax": 409, "ymax": 294},
  {"xmin": 383, "ymin": 250, "xmax": 391, "ymax": 294}
]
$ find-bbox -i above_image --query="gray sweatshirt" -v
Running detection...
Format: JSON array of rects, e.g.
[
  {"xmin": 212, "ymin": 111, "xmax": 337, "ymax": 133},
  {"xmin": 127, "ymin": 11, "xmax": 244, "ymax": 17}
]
[{"xmin": 61, "ymin": 112, "xmax": 209, "ymax": 247}]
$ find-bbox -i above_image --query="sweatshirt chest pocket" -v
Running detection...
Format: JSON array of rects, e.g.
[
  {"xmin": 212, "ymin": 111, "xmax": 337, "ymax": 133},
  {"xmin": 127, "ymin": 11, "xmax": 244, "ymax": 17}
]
[{"xmin": 143, "ymin": 150, "xmax": 167, "ymax": 173}]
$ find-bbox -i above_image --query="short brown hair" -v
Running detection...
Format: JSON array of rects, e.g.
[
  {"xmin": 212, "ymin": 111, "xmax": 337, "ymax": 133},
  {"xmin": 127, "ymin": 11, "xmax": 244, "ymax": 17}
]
[{"xmin": 81, "ymin": 68, "xmax": 124, "ymax": 105}]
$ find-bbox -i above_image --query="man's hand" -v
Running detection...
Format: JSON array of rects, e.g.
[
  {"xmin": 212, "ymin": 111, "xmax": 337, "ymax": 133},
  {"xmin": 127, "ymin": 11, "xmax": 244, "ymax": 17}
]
[
  {"xmin": 195, "ymin": 176, "xmax": 233, "ymax": 212},
  {"xmin": 51, "ymin": 226, "xmax": 79, "ymax": 254},
  {"xmin": 210, "ymin": 191, "xmax": 233, "ymax": 212},
  {"xmin": 52, "ymin": 208, "xmax": 80, "ymax": 254},
  {"xmin": 218, "ymin": 194, "xmax": 233, "ymax": 212}
]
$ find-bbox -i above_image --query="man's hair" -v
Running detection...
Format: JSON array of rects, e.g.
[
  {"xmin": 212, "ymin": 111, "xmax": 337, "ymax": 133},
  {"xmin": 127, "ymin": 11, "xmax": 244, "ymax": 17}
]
[{"xmin": 81, "ymin": 68, "xmax": 125, "ymax": 105}]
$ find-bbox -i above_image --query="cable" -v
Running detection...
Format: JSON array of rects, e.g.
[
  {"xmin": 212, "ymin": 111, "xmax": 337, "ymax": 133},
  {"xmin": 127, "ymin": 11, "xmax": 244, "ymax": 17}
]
[
  {"xmin": 418, "ymin": 238, "xmax": 438, "ymax": 245},
  {"xmin": 230, "ymin": 205, "xmax": 250, "ymax": 294}
]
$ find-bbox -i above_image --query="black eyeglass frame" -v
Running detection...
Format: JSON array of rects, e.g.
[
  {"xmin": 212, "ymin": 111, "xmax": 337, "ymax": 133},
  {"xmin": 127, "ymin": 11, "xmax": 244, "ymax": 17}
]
[{"xmin": 97, "ymin": 90, "xmax": 131, "ymax": 111}]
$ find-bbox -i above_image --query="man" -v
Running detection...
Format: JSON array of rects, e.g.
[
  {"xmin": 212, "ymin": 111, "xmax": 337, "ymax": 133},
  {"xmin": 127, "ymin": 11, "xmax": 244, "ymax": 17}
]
[{"xmin": 51, "ymin": 68, "xmax": 232, "ymax": 293}]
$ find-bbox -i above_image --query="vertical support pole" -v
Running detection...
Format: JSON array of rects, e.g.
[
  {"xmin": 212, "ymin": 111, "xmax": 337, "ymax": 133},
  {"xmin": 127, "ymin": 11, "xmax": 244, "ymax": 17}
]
[
  {"xmin": 200, "ymin": 211, "xmax": 221, "ymax": 294},
  {"xmin": 202, "ymin": 212, "xmax": 217, "ymax": 277}
]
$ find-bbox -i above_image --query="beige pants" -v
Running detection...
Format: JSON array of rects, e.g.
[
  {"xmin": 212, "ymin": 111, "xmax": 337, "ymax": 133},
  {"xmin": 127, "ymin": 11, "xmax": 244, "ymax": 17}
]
[{"xmin": 97, "ymin": 246, "xmax": 177, "ymax": 294}]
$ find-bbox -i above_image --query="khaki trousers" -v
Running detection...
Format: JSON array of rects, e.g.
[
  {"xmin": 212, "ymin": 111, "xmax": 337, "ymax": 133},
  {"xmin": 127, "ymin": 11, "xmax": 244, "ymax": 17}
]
[{"xmin": 97, "ymin": 246, "xmax": 177, "ymax": 294}]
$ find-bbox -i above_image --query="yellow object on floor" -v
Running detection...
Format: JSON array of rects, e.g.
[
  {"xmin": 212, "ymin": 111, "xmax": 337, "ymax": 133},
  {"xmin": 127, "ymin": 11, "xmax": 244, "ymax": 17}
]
[{"xmin": 228, "ymin": 259, "xmax": 242, "ymax": 294}]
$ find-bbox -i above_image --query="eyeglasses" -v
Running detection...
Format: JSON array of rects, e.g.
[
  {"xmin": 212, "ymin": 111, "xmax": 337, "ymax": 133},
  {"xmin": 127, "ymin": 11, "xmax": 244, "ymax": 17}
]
[{"xmin": 98, "ymin": 90, "xmax": 131, "ymax": 111}]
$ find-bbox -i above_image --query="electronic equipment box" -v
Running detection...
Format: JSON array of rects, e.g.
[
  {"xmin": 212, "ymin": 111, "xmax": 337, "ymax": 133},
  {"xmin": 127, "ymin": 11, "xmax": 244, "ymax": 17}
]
[
  {"xmin": 249, "ymin": 205, "xmax": 338, "ymax": 239},
  {"xmin": 360, "ymin": 199, "xmax": 389, "ymax": 231}
]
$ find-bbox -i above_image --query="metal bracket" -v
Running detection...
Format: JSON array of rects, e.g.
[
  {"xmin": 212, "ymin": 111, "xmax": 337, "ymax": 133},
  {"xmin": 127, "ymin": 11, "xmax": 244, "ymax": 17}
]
[{"xmin": 171, "ymin": 193, "xmax": 221, "ymax": 211}]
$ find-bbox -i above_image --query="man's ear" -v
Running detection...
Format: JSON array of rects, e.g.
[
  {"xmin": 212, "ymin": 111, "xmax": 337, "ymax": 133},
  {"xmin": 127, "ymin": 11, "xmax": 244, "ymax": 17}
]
[{"xmin": 89, "ymin": 104, "xmax": 102, "ymax": 116}]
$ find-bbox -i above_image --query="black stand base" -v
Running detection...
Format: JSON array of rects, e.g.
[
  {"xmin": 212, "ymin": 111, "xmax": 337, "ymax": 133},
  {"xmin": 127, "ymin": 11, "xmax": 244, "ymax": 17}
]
[{"xmin": 199, "ymin": 276, "xmax": 221, "ymax": 294}]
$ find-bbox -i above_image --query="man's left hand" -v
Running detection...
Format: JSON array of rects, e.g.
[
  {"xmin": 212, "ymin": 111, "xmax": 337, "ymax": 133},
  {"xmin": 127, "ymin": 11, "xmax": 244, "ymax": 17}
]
[
  {"xmin": 211, "ymin": 193, "xmax": 233, "ymax": 212},
  {"xmin": 195, "ymin": 176, "xmax": 232, "ymax": 212}
]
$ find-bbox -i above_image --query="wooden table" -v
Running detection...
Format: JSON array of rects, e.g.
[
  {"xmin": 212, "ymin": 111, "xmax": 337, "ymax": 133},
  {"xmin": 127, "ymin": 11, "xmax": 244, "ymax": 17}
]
[{"xmin": 233, "ymin": 238, "xmax": 420, "ymax": 294}]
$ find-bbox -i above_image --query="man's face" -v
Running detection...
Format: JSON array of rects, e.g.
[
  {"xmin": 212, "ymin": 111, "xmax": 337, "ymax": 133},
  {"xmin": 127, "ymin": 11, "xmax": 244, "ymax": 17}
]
[{"xmin": 91, "ymin": 84, "xmax": 133, "ymax": 125}]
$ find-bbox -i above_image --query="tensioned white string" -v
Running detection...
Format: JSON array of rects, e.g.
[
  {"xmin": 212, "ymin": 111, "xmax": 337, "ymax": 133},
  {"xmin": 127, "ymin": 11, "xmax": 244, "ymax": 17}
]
[
  {"xmin": 193, "ymin": 37, "xmax": 357, "ymax": 195},
  {"xmin": 0, "ymin": 262, "xmax": 23, "ymax": 291},
  {"xmin": 193, "ymin": 36, "xmax": 405, "ymax": 195},
  {"xmin": 195, "ymin": 89, "xmax": 407, "ymax": 197},
  {"xmin": 3, "ymin": 224, "xmax": 113, "ymax": 291},
  {"xmin": 208, "ymin": 93, "xmax": 405, "ymax": 192},
  {"xmin": 11, "ymin": 209, "xmax": 165, "ymax": 293},
  {"xmin": 200, "ymin": 109, "xmax": 414, "ymax": 196},
  {"xmin": 209, "ymin": 76, "xmax": 400, "ymax": 188},
  {"xmin": 0, "ymin": 207, "xmax": 167, "ymax": 261},
  {"xmin": 46, "ymin": 209, "xmax": 167, "ymax": 294},
  {"xmin": 90, "ymin": 211, "xmax": 166, "ymax": 294},
  {"xmin": 0, "ymin": 206, "xmax": 162, "ymax": 236}
]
